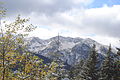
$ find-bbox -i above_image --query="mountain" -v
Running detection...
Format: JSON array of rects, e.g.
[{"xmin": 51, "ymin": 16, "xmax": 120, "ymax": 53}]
[{"xmin": 26, "ymin": 36, "xmax": 116, "ymax": 65}]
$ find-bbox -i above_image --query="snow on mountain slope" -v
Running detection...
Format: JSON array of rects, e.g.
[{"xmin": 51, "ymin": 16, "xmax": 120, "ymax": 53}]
[
  {"xmin": 26, "ymin": 36, "xmax": 116, "ymax": 65},
  {"xmin": 26, "ymin": 37, "xmax": 47, "ymax": 52}
]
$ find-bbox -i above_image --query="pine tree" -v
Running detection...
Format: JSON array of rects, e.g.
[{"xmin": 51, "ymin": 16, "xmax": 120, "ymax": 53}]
[
  {"xmin": 80, "ymin": 44, "xmax": 100, "ymax": 80},
  {"xmin": 113, "ymin": 47, "xmax": 120, "ymax": 80},
  {"xmin": 113, "ymin": 58, "xmax": 120, "ymax": 80},
  {"xmin": 99, "ymin": 45, "xmax": 115, "ymax": 80},
  {"xmin": 47, "ymin": 34, "xmax": 65, "ymax": 80},
  {"xmin": 69, "ymin": 59, "xmax": 84, "ymax": 80}
]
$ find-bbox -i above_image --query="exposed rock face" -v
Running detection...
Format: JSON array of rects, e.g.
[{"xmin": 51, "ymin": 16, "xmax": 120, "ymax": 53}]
[{"xmin": 26, "ymin": 36, "xmax": 116, "ymax": 65}]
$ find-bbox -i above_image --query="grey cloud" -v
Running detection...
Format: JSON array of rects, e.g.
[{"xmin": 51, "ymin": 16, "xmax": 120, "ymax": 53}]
[
  {"xmin": 1, "ymin": 0, "xmax": 120, "ymax": 39},
  {"xmin": 2, "ymin": 0, "xmax": 85, "ymax": 16},
  {"xmin": 81, "ymin": 13, "xmax": 120, "ymax": 38},
  {"xmin": 31, "ymin": 5, "xmax": 120, "ymax": 38}
]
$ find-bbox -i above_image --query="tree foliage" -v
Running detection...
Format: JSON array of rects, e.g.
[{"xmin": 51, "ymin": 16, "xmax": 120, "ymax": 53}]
[
  {"xmin": 99, "ymin": 45, "xmax": 120, "ymax": 80},
  {"xmin": 68, "ymin": 59, "xmax": 84, "ymax": 80},
  {"xmin": 80, "ymin": 44, "xmax": 100, "ymax": 80},
  {"xmin": 0, "ymin": 6, "xmax": 58, "ymax": 80},
  {"xmin": 0, "ymin": 3, "xmax": 120, "ymax": 80}
]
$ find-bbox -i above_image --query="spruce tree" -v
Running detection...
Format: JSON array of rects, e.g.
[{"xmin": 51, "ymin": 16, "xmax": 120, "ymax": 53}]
[
  {"xmin": 113, "ymin": 59, "xmax": 120, "ymax": 80},
  {"xmin": 99, "ymin": 45, "xmax": 115, "ymax": 80},
  {"xmin": 69, "ymin": 59, "xmax": 84, "ymax": 80},
  {"xmin": 113, "ymin": 48, "xmax": 120, "ymax": 80},
  {"xmin": 80, "ymin": 44, "xmax": 100, "ymax": 80}
]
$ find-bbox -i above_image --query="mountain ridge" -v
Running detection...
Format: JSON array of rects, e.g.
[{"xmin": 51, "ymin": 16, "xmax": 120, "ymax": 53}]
[{"xmin": 26, "ymin": 36, "xmax": 116, "ymax": 65}]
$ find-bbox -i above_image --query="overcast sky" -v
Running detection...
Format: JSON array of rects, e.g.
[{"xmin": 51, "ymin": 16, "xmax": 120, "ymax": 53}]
[{"xmin": 1, "ymin": 0, "xmax": 120, "ymax": 47}]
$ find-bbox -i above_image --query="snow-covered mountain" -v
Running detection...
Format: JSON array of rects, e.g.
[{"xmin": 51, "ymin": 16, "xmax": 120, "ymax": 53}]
[{"xmin": 26, "ymin": 36, "xmax": 116, "ymax": 65}]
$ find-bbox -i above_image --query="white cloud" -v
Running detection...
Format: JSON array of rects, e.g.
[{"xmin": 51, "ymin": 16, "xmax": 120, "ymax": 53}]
[
  {"xmin": 27, "ymin": 5, "xmax": 120, "ymax": 37},
  {"xmin": 22, "ymin": 5, "xmax": 120, "ymax": 46},
  {"xmin": 29, "ymin": 27, "xmax": 56, "ymax": 39},
  {"xmin": 2, "ymin": 0, "xmax": 120, "ymax": 46}
]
